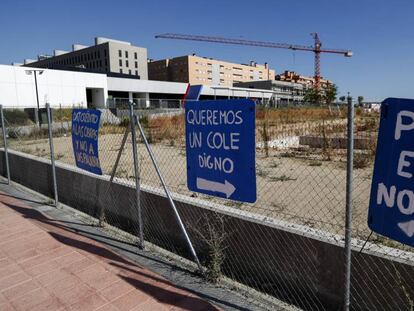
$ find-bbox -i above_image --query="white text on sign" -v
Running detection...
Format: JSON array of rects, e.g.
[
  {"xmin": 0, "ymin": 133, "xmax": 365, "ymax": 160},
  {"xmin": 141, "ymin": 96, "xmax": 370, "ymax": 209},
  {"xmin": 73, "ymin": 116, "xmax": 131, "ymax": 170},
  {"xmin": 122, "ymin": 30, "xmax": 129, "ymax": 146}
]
[
  {"xmin": 377, "ymin": 110, "xmax": 414, "ymax": 215},
  {"xmin": 187, "ymin": 108, "xmax": 243, "ymax": 174}
]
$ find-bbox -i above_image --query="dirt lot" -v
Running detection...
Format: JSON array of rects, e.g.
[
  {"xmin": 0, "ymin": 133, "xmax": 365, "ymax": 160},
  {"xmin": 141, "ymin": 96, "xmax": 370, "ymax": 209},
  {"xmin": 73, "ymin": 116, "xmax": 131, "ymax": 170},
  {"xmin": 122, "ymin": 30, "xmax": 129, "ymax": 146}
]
[{"xmin": 9, "ymin": 128, "xmax": 375, "ymax": 239}]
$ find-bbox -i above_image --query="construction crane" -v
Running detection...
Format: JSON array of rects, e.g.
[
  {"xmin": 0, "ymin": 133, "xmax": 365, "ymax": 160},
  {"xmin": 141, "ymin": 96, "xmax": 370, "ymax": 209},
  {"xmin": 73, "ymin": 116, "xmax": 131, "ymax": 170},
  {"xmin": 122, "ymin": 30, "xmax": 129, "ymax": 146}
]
[{"xmin": 155, "ymin": 33, "xmax": 352, "ymax": 91}]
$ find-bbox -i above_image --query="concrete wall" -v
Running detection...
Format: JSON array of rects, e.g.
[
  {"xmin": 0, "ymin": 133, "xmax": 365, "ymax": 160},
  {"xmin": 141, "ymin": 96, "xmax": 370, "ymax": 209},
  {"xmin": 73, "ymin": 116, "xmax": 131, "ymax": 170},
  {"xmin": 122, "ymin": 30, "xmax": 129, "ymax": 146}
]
[
  {"xmin": 0, "ymin": 65, "xmax": 108, "ymax": 108},
  {"xmin": 1, "ymin": 150, "xmax": 414, "ymax": 311}
]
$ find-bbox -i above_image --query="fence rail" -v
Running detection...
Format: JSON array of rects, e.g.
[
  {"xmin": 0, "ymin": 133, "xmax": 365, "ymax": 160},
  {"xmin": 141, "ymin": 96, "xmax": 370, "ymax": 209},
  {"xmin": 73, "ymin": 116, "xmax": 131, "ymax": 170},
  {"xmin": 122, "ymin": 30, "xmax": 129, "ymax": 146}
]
[{"xmin": 0, "ymin": 100, "xmax": 413, "ymax": 311}]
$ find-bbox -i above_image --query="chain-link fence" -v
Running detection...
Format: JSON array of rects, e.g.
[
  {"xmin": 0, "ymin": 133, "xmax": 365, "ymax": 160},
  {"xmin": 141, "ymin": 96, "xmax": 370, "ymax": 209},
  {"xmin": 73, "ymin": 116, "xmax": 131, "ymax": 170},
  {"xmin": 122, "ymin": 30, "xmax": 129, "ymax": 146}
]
[{"xmin": 0, "ymin": 100, "xmax": 413, "ymax": 310}]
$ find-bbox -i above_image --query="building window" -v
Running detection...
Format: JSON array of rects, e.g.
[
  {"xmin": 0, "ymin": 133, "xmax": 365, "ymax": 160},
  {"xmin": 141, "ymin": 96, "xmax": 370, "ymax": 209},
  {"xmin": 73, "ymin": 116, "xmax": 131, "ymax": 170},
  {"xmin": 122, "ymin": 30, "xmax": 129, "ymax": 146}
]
[
  {"xmin": 126, "ymin": 60, "xmax": 129, "ymax": 67},
  {"xmin": 105, "ymin": 59, "xmax": 108, "ymax": 66},
  {"xmin": 134, "ymin": 52, "xmax": 137, "ymax": 59},
  {"xmin": 120, "ymin": 69, "xmax": 123, "ymax": 73},
  {"xmin": 129, "ymin": 69, "xmax": 132, "ymax": 75},
  {"xmin": 104, "ymin": 50, "xmax": 107, "ymax": 57},
  {"xmin": 125, "ymin": 51, "xmax": 128, "ymax": 58},
  {"xmin": 119, "ymin": 50, "xmax": 122, "ymax": 57},
  {"xmin": 119, "ymin": 59, "xmax": 122, "ymax": 66},
  {"xmin": 135, "ymin": 70, "xmax": 138, "ymax": 75},
  {"xmin": 135, "ymin": 61, "xmax": 138, "ymax": 68}
]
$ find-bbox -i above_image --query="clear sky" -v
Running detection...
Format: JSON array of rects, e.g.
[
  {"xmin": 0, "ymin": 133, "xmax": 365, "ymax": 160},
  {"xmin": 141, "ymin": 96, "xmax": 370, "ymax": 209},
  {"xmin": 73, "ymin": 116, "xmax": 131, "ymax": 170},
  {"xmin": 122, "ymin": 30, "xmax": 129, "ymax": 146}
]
[{"xmin": 1, "ymin": 0, "xmax": 413, "ymax": 101}]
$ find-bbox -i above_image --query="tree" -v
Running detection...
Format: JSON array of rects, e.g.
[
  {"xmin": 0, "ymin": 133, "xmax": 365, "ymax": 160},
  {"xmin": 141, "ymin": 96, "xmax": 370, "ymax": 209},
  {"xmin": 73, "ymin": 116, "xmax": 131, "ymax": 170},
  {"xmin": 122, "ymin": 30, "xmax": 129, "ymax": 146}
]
[
  {"xmin": 303, "ymin": 83, "xmax": 338, "ymax": 106},
  {"xmin": 358, "ymin": 96, "xmax": 364, "ymax": 106},
  {"xmin": 323, "ymin": 84, "xmax": 338, "ymax": 106},
  {"xmin": 339, "ymin": 96, "xmax": 346, "ymax": 102},
  {"xmin": 303, "ymin": 87, "xmax": 322, "ymax": 105}
]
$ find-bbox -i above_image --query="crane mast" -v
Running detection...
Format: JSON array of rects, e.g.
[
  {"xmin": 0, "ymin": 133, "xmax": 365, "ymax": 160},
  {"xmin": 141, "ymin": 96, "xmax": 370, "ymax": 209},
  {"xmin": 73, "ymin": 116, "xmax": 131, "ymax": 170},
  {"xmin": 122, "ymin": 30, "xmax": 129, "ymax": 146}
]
[{"xmin": 155, "ymin": 33, "xmax": 352, "ymax": 91}]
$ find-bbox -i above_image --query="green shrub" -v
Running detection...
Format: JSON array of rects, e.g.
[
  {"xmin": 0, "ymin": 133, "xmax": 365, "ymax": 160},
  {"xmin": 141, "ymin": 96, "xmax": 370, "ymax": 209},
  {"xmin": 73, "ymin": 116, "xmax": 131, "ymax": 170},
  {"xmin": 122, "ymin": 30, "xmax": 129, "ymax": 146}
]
[
  {"xmin": 53, "ymin": 108, "xmax": 72, "ymax": 122},
  {"xmin": 4, "ymin": 109, "xmax": 32, "ymax": 126}
]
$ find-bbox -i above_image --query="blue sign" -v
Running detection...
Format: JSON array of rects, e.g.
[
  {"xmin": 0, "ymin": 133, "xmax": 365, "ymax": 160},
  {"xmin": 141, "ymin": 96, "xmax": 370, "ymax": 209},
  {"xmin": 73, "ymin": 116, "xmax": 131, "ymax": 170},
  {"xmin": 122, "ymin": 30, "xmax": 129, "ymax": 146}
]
[
  {"xmin": 368, "ymin": 98, "xmax": 414, "ymax": 246},
  {"xmin": 72, "ymin": 109, "xmax": 102, "ymax": 175},
  {"xmin": 186, "ymin": 99, "xmax": 256, "ymax": 203},
  {"xmin": 185, "ymin": 85, "xmax": 203, "ymax": 101}
]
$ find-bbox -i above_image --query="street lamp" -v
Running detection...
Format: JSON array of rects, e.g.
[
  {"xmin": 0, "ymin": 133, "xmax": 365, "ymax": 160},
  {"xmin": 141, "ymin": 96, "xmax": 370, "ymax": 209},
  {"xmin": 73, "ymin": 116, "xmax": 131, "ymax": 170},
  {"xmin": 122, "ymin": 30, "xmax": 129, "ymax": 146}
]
[{"xmin": 25, "ymin": 69, "xmax": 44, "ymax": 126}]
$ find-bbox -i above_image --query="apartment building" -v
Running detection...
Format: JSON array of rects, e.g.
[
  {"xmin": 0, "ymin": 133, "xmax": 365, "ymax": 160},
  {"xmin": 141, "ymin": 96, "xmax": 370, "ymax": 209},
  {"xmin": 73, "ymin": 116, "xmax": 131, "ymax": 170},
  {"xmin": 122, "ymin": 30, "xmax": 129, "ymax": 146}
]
[
  {"xmin": 234, "ymin": 80, "xmax": 304, "ymax": 106},
  {"xmin": 23, "ymin": 37, "xmax": 148, "ymax": 79},
  {"xmin": 276, "ymin": 70, "xmax": 331, "ymax": 89},
  {"xmin": 148, "ymin": 55, "xmax": 275, "ymax": 86}
]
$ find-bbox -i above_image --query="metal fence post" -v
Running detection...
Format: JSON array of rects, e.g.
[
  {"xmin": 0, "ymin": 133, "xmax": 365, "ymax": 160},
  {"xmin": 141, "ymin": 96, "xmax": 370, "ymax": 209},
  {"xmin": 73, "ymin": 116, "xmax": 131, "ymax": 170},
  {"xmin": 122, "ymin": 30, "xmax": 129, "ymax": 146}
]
[
  {"xmin": 134, "ymin": 111, "xmax": 203, "ymax": 273},
  {"xmin": 129, "ymin": 102, "xmax": 144, "ymax": 249},
  {"xmin": 46, "ymin": 103, "xmax": 59, "ymax": 207},
  {"xmin": 0, "ymin": 105, "xmax": 10, "ymax": 184},
  {"xmin": 344, "ymin": 94, "xmax": 354, "ymax": 310}
]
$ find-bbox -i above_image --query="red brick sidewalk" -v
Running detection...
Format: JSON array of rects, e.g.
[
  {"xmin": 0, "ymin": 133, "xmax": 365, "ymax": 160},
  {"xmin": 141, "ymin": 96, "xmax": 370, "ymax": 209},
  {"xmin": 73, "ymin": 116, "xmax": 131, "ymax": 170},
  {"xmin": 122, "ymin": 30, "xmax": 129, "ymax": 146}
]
[{"xmin": 0, "ymin": 192, "xmax": 220, "ymax": 311}]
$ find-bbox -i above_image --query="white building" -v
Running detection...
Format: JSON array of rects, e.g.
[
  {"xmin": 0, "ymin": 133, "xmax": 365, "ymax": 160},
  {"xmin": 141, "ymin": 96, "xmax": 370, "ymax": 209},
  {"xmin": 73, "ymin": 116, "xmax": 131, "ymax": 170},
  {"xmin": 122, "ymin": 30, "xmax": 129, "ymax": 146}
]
[
  {"xmin": 0, "ymin": 65, "xmax": 107, "ymax": 108},
  {"xmin": 0, "ymin": 65, "xmax": 273, "ymax": 109}
]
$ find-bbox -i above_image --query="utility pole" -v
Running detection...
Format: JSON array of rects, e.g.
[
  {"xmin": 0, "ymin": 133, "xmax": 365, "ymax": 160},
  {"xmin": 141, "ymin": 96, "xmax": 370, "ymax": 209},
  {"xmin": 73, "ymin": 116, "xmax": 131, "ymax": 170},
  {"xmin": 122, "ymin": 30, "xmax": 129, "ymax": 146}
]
[{"xmin": 25, "ymin": 69, "xmax": 44, "ymax": 126}]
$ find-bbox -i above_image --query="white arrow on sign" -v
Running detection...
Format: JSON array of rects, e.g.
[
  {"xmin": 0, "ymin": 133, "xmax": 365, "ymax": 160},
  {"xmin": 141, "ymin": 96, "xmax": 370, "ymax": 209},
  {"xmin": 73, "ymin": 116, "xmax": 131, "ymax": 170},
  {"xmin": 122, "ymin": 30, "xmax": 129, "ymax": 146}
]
[
  {"xmin": 196, "ymin": 177, "xmax": 236, "ymax": 198},
  {"xmin": 398, "ymin": 220, "xmax": 414, "ymax": 237}
]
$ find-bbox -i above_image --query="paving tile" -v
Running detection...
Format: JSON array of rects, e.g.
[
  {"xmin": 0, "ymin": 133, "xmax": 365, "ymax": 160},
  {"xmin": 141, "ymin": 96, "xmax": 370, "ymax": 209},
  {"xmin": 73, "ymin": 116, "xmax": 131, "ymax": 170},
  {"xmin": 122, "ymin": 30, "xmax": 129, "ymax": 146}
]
[
  {"xmin": 18, "ymin": 245, "xmax": 73, "ymax": 267},
  {"xmin": 0, "ymin": 292, "xmax": 6, "ymax": 304},
  {"xmin": 0, "ymin": 228, "xmax": 43, "ymax": 243},
  {"xmin": 44, "ymin": 274, "xmax": 80, "ymax": 296},
  {"xmin": 45, "ymin": 276, "xmax": 95, "ymax": 306},
  {"xmin": 67, "ymin": 293, "xmax": 108, "ymax": 311},
  {"xmin": 75, "ymin": 263, "xmax": 110, "ymax": 280},
  {"xmin": 22, "ymin": 257, "xmax": 61, "ymax": 277},
  {"xmin": 0, "ymin": 263, "xmax": 22, "ymax": 279},
  {"xmin": 0, "ymin": 271, "xmax": 30, "ymax": 291},
  {"xmin": 54, "ymin": 250, "xmax": 84, "ymax": 267},
  {"xmin": 0, "ymin": 301, "xmax": 15, "ymax": 311},
  {"xmin": 36, "ymin": 268, "xmax": 72, "ymax": 286},
  {"xmin": 99, "ymin": 280, "xmax": 135, "ymax": 302},
  {"xmin": 2, "ymin": 279, "xmax": 40, "ymax": 301},
  {"xmin": 62, "ymin": 256, "xmax": 95, "ymax": 274},
  {"xmin": 29, "ymin": 296, "xmax": 63, "ymax": 311},
  {"xmin": 111, "ymin": 290, "xmax": 151, "ymax": 311},
  {"xmin": 83, "ymin": 270, "xmax": 121, "ymax": 291},
  {"xmin": 7, "ymin": 248, "xmax": 40, "ymax": 262},
  {"xmin": 0, "ymin": 192, "xmax": 221, "ymax": 311},
  {"xmin": 9, "ymin": 287, "xmax": 52, "ymax": 311},
  {"xmin": 2, "ymin": 233, "xmax": 49, "ymax": 253},
  {"xmin": 96, "ymin": 303, "xmax": 121, "ymax": 311},
  {"xmin": 130, "ymin": 299, "xmax": 169, "ymax": 311}
]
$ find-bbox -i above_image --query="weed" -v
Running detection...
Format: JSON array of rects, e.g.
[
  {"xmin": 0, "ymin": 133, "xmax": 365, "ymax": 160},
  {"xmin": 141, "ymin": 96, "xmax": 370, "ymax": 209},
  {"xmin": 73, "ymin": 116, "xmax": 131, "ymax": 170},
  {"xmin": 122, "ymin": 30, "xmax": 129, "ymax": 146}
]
[
  {"xmin": 353, "ymin": 153, "xmax": 370, "ymax": 169},
  {"xmin": 309, "ymin": 161, "xmax": 322, "ymax": 167},
  {"xmin": 52, "ymin": 108, "xmax": 72, "ymax": 122},
  {"xmin": 269, "ymin": 174, "xmax": 297, "ymax": 182},
  {"xmin": 280, "ymin": 152, "xmax": 296, "ymax": 158},
  {"xmin": 114, "ymin": 168, "xmax": 128, "ymax": 178},
  {"xmin": 259, "ymin": 110, "xmax": 270, "ymax": 157},
  {"xmin": 270, "ymin": 161, "xmax": 280, "ymax": 168},
  {"xmin": 320, "ymin": 118, "xmax": 332, "ymax": 161},
  {"xmin": 224, "ymin": 201, "xmax": 243, "ymax": 209},
  {"xmin": 256, "ymin": 166, "xmax": 268, "ymax": 178},
  {"xmin": 271, "ymin": 202, "xmax": 286, "ymax": 212},
  {"xmin": 189, "ymin": 214, "xmax": 228, "ymax": 283}
]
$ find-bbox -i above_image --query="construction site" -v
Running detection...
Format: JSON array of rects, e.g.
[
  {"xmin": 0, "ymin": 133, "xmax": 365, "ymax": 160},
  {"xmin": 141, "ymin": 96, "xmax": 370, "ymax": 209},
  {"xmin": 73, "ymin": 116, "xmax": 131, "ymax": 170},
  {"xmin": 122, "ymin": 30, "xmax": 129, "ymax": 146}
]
[{"xmin": 0, "ymin": 4, "xmax": 412, "ymax": 308}]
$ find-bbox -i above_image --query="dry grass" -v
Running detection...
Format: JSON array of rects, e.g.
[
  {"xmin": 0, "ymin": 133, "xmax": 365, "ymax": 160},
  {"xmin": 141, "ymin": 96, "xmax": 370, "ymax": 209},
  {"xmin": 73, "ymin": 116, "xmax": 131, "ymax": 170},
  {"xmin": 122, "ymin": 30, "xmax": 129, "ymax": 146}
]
[
  {"xmin": 146, "ymin": 115, "xmax": 185, "ymax": 144},
  {"xmin": 256, "ymin": 107, "xmax": 343, "ymax": 124}
]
